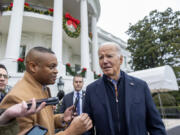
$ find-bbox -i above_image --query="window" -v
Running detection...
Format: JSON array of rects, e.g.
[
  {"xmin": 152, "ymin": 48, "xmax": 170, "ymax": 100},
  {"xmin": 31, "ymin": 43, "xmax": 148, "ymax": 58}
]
[
  {"xmin": 17, "ymin": 45, "xmax": 26, "ymax": 72},
  {"xmin": 19, "ymin": 45, "xmax": 26, "ymax": 59},
  {"xmin": 75, "ymin": 64, "xmax": 81, "ymax": 73}
]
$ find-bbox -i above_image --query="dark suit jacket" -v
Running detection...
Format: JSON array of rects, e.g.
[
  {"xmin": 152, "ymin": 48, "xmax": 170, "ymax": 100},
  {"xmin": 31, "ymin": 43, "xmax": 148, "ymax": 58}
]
[
  {"xmin": 84, "ymin": 71, "xmax": 166, "ymax": 135},
  {"xmin": 60, "ymin": 90, "xmax": 86, "ymax": 113}
]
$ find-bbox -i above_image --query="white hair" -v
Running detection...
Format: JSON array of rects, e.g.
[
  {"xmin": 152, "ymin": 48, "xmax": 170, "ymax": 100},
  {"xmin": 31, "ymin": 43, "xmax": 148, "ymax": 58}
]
[{"xmin": 99, "ymin": 42, "xmax": 122, "ymax": 57}]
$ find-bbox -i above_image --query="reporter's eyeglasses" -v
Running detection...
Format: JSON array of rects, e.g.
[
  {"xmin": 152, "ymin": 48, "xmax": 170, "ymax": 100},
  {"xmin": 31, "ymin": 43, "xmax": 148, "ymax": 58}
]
[{"xmin": 0, "ymin": 73, "xmax": 8, "ymax": 79}]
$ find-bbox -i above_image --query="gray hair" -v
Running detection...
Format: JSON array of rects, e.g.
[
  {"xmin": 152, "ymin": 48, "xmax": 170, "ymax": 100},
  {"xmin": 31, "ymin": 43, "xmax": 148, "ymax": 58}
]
[{"xmin": 99, "ymin": 42, "xmax": 122, "ymax": 57}]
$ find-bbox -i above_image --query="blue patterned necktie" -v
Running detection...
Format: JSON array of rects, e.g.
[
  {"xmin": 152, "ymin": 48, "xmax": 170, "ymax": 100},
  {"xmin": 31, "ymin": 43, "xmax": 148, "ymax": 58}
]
[{"xmin": 76, "ymin": 92, "xmax": 80, "ymax": 115}]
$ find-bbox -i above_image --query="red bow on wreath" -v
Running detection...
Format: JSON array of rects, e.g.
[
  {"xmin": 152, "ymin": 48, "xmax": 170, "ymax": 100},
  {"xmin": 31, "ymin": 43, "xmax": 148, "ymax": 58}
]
[
  {"xmin": 17, "ymin": 58, "xmax": 24, "ymax": 62},
  {"xmin": 65, "ymin": 12, "xmax": 80, "ymax": 29}
]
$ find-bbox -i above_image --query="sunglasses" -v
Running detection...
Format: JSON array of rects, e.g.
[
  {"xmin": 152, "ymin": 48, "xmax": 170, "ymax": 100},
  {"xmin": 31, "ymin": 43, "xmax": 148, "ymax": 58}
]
[{"xmin": 0, "ymin": 73, "xmax": 8, "ymax": 79}]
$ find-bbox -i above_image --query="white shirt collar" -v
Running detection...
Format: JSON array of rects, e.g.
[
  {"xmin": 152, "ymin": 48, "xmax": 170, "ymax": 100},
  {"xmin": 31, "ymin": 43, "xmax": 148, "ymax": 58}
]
[{"xmin": 74, "ymin": 90, "xmax": 82, "ymax": 95}]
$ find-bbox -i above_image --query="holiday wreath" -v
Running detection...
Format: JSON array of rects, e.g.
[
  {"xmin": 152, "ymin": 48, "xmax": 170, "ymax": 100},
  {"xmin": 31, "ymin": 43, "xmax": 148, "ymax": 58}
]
[{"xmin": 63, "ymin": 13, "xmax": 80, "ymax": 38}]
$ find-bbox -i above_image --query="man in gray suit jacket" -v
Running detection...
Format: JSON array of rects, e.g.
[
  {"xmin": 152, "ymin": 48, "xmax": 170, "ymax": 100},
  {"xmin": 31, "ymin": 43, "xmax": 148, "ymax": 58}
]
[{"xmin": 60, "ymin": 75, "xmax": 85, "ymax": 115}]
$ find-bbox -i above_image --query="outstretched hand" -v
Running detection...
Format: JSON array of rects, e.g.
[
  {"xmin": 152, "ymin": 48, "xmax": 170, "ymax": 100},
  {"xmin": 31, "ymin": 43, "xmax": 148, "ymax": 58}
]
[
  {"xmin": 64, "ymin": 113, "xmax": 93, "ymax": 135},
  {"xmin": 0, "ymin": 98, "xmax": 46, "ymax": 125},
  {"xmin": 63, "ymin": 105, "xmax": 75, "ymax": 122}
]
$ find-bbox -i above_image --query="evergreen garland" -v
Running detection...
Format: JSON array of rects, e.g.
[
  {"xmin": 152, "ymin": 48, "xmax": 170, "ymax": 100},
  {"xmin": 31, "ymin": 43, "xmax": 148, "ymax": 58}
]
[
  {"xmin": 66, "ymin": 63, "xmax": 86, "ymax": 77},
  {"xmin": 94, "ymin": 71, "xmax": 101, "ymax": 79}
]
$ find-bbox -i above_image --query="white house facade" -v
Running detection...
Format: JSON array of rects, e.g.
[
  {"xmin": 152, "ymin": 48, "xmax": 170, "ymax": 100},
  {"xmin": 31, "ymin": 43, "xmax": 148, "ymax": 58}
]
[{"xmin": 0, "ymin": 0, "xmax": 131, "ymax": 96}]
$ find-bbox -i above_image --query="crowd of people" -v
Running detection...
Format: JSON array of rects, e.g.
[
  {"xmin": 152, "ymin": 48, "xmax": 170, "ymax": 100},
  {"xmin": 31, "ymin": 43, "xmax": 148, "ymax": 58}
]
[{"xmin": 0, "ymin": 42, "xmax": 167, "ymax": 135}]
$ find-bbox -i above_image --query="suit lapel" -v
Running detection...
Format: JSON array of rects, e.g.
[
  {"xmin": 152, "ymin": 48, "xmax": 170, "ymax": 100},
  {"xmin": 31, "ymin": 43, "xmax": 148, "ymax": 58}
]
[
  {"xmin": 69, "ymin": 92, "xmax": 74, "ymax": 106},
  {"xmin": 124, "ymin": 73, "xmax": 136, "ymax": 133},
  {"xmin": 82, "ymin": 91, "xmax": 86, "ymax": 108},
  {"xmin": 95, "ymin": 78, "xmax": 115, "ymax": 135}
]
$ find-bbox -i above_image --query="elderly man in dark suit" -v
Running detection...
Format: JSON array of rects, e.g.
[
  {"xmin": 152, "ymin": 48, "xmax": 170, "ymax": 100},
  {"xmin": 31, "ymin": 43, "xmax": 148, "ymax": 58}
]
[
  {"xmin": 60, "ymin": 75, "xmax": 85, "ymax": 115},
  {"xmin": 84, "ymin": 42, "xmax": 167, "ymax": 135}
]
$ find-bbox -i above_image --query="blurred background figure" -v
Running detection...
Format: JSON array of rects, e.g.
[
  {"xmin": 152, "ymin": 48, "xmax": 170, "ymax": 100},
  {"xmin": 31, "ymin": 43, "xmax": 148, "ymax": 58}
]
[
  {"xmin": 0, "ymin": 64, "xmax": 11, "ymax": 103},
  {"xmin": 60, "ymin": 75, "xmax": 85, "ymax": 115}
]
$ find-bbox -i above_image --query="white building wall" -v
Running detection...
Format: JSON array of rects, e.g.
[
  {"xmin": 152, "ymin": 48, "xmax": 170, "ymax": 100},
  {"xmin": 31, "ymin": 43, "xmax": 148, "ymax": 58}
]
[
  {"xmin": 62, "ymin": 42, "xmax": 81, "ymax": 67},
  {"xmin": 62, "ymin": 43, "xmax": 72, "ymax": 64},
  {"xmin": 17, "ymin": 32, "xmax": 52, "ymax": 55},
  {"xmin": 0, "ymin": 34, "xmax": 7, "ymax": 59},
  {"xmin": 70, "ymin": 55, "xmax": 80, "ymax": 66}
]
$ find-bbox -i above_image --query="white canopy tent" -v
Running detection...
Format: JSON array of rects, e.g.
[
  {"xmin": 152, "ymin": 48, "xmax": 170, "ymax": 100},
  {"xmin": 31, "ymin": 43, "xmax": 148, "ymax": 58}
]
[{"xmin": 128, "ymin": 65, "xmax": 179, "ymax": 92}]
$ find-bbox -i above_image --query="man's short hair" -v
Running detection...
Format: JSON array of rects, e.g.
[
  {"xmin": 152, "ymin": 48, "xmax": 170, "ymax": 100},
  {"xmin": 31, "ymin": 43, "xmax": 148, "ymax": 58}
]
[
  {"xmin": 0, "ymin": 64, "xmax": 8, "ymax": 73},
  {"xmin": 99, "ymin": 42, "xmax": 122, "ymax": 57},
  {"xmin": 25, "ymin": 47, "xmax": 55, "ymax": 64},
  {"xmin": 30, "ymin": 47, "xmax": 55, "ymax": 54},
  {"xmin": 73, "ymin": 74, "xmax": 83, "ymax": 82}
]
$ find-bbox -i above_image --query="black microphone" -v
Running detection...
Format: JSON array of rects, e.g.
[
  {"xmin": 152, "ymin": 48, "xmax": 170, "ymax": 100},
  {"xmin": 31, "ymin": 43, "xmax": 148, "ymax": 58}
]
[{"xmin": 57, "ymin": 90, "xmax": 65, "ymax": 100}]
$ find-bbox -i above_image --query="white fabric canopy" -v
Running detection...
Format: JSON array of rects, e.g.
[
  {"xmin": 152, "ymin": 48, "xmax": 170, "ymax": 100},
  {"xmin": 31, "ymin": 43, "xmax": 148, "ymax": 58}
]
[{"xmin": 128, "ymin": 65, "xmax": 179, "ymax": 92}]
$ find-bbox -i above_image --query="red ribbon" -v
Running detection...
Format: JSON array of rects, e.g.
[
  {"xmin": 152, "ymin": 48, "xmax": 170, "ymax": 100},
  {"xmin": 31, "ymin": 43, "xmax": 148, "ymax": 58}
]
[
  {"xmin": 24, "ymin": 3, "xmax": 29, "ymax": 7},
  {"xmin": 65, "ymin": 12, "xmax": 80, "ymax": 26},
  {"xmin": 67, "ymin": 20, "xmax": 77, "ymax": 29},
  {"xmin": 10, "ymin": 2, "xmax": 13, "ymax": 7},
  {"xmin": 17, "ymin": 58, "xmax": 24, "ymax": 62},
  {"xmin": 48, "ymin": 8, "xmax": 54, "ymax": 12}
]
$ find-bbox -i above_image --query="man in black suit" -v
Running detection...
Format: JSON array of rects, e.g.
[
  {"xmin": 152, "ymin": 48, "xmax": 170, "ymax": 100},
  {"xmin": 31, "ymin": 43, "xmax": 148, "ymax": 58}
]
[{"xmin": 60, "ymin": 75, "xmax": 85, "ymax": 115}]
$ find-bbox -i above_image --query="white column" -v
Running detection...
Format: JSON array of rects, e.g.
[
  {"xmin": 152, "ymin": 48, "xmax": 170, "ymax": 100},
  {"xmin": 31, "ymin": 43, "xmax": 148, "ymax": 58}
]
[
  {"xmin": 52, "ymin": 0, "xmax": 66, "ymax": 76},
  {"xmin": 91, "ymin": 16, "xmax": 99, "ymax": 73},
  {"xmin": 4, "ymin": 0, "xmax": 24, "ymax": 73},
  {"xmin": 80, "ymin": 0, "xmax": 90, "ymax": 69},
  {"xmin": 52, "ymin": 0, "xmax": 63, "ymax": 63}
]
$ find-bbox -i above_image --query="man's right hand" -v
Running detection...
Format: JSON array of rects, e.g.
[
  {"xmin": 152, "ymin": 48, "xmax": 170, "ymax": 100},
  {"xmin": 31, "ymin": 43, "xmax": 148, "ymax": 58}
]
[{"xmin": 65, "ymin": 113, "xmax": 92, "ymax": 135}]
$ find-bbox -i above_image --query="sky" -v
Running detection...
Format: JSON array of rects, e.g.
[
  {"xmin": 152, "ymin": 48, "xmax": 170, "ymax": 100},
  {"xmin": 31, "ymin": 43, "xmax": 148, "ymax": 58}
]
[{"xmin": 97, "ymin": 0, "xmax": 180, "ymax": 42}]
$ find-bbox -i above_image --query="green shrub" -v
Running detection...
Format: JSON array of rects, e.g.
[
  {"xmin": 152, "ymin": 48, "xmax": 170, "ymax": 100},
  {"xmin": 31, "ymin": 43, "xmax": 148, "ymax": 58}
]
[
  {"xmin": 153, "ymin": 93, "xmax": 177, "ymax": 107},
  {"xmin": 167, "ymin": 91, "xmax": 180, "ymax": 106}
]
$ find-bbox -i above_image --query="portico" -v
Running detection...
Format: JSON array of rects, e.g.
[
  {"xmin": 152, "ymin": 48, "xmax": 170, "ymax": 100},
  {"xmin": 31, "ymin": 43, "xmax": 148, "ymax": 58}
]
[{"xmin": 0, "ymin": 0, "xmax": 100, "ymax": 81}]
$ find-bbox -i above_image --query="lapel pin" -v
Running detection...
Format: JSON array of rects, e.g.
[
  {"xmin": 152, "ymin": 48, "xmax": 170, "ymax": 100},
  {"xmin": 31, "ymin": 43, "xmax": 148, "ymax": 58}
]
[{"xmin": 130, "ymin": 82, "xmax": 134, "ymax": 86}]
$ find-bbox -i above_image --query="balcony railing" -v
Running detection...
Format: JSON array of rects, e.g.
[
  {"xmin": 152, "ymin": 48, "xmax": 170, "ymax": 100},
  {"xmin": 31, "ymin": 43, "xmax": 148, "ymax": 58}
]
[
  {"xmin": 1, "ymin": 2, "xmax": 53, "ymax": 16},
  {"xmin": 158, "ymin": 106, "xmax": 180, "ymax": 119}
]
